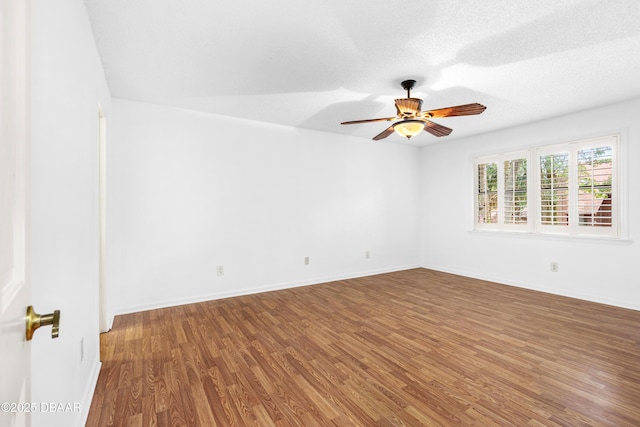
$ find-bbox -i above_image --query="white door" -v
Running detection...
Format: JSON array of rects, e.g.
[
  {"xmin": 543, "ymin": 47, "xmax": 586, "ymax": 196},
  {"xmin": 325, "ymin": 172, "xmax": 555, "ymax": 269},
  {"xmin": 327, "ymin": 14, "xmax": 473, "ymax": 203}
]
[{"xmin": 1, "ymin": 1, "xmax": 32, "ymax": 426}]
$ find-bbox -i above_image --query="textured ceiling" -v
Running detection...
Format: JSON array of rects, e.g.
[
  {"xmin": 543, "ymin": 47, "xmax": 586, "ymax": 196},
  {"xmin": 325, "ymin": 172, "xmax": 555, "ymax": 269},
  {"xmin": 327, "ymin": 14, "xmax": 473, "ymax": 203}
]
[{"xmin": 84, "ymin": 0, "xmax": 640, "ymax": 146}]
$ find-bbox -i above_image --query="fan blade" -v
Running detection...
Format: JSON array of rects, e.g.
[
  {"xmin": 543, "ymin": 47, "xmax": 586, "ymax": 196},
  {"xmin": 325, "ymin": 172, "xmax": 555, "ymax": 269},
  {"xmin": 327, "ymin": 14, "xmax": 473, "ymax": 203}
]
[
  {"xmin": 341, "ymin": 117, "xmax": 396, "ymax": 125},
  {"xmin": 372, "ymin": 125, "xmax": 395, "ymax": 141},
  {"xmin": 423, "ymin": 120, "xmax": 453, "ymax": 137},
  {"xmin": 423, "ymin": 103, "xmax": 486, "ymax": 118}
]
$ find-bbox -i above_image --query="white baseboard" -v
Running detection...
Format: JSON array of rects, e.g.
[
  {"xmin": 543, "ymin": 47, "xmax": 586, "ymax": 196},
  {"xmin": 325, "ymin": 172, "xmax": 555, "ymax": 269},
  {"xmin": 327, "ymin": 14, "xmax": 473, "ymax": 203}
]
[
  {"xmin": 421, "ymin": 264, "xmax": 640, "ymax": 312},
  {"xmin": 114, "ymin": 265, "xmax": 420, "ymax": 316}
]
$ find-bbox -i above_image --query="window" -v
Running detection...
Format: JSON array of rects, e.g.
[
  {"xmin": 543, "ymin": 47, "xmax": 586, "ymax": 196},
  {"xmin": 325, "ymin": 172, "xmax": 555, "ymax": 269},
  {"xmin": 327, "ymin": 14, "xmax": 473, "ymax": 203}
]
[
  {"xmin": 504, "ymin": 157, "xmax": 528, "ymax": 225},
  {"xmin": 474, "ymin": 151, "xmax": 529, "ymax": 231},
  {"xmin": 474, "ymin": 135, "xmax": 619, "ymax": 238},
  {"xmin": 577, "ymin": 146, "xmax": 613, "ymax": 227},
  {"xmin": 476, "ymin": 161, "xmax": 497, "ymax": 224},
  {"xmin": 539, "ymin": 152, "xmax": 569, "ymax": 226}
]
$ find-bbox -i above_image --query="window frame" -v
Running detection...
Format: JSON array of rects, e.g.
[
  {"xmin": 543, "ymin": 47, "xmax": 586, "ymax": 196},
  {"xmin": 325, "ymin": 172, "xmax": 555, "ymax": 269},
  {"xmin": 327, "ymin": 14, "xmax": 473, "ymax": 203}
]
[{"xmin": 473, "ymin": 134, "xmax": 620, "ymax": 239}]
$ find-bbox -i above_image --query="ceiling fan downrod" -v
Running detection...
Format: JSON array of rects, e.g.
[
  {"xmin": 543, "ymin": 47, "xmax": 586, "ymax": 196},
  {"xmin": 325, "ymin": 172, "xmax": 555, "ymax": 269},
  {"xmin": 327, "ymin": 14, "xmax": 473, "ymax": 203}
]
[{"xmin": 401, "ymin": 79, "xmax": 416, "ymax": 98}]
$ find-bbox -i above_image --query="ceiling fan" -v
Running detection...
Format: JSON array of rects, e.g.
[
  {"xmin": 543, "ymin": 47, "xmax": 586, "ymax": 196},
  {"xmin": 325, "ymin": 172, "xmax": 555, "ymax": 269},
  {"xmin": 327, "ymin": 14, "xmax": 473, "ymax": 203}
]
[{"xmin": 341, "ymin": 79, "xmax": 486, "ymax": 141}]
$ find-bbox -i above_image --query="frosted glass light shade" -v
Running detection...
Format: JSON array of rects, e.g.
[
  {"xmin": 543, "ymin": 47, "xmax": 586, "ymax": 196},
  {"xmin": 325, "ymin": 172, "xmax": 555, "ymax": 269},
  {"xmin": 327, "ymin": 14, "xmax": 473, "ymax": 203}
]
[{"xmin": 393, "ymin": 120, "xmax": 425, "ymax": 139}]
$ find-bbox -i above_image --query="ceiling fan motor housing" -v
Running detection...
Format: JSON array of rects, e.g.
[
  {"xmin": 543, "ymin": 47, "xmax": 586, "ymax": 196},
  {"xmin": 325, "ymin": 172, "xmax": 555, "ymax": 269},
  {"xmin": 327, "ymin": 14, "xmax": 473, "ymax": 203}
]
[{"xmin": 395, "ymin": 98, "xmax": 423, "ymax": 117}]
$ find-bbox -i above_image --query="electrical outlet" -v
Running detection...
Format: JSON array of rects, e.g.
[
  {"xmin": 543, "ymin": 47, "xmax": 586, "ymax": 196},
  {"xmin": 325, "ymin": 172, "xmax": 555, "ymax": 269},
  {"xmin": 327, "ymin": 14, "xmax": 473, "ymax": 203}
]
[
  {"xmin": 365, "ymin": 250, "xmax": 370, "ymax": 259},
  {"xmin": 216, "ymin": 266, "xmax": 224, "ymax": 276},
  {"xmin": 550, "ymin": 262, "xmax": 559, "ymax": 272},
  {"xmin": 304, "ymin": 256, "xmax": 309, "ymax": 265}
]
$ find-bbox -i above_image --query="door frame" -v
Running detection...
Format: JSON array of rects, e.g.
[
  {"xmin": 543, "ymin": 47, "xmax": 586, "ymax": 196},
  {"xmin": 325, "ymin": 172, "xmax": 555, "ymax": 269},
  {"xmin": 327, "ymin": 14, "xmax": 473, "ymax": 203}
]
[{"xmin": 98, "ymin": 106, "xmax": 108, "ymax": 334}]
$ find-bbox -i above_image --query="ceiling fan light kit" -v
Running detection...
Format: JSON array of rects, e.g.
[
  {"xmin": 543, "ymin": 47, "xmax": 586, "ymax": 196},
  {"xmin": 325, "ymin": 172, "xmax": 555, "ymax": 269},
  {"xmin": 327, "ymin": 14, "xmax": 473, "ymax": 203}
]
[
  {"xmin": 393, "ymin": 120, "xmax": 425, "ymax": 139},
  {"xmin": 341, "ymin": 79, "xmax": 486, "ymax": 141}
]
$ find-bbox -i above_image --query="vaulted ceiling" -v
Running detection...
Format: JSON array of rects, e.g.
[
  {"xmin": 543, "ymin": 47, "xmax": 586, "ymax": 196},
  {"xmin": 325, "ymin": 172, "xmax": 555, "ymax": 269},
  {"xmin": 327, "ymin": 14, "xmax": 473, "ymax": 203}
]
[{"xmin": 84, "ymin": 0, "xmax": 640, "ymax": 145}]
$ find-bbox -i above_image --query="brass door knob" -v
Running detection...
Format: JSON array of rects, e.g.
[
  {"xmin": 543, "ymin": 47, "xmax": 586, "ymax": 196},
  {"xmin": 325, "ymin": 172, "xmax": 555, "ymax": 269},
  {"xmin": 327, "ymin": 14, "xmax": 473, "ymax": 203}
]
[{"xmin": 26, "ymin": 306, "xmax": 60, "ymax": 341}]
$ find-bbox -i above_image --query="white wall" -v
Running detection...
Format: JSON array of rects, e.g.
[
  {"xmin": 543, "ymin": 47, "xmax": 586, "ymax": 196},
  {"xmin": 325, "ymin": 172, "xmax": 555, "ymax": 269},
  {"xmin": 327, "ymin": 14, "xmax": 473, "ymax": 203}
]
[
  {"xmin": 31, "ymin": 0, "xmax": 111, "ymax": 425},
  {"xmin": 421, "ymin": 98, "xmax": 640, "ymax": 310},
  {"xmin": 108, "ymin": 99, "xmax": 421, "ymax": 314}
]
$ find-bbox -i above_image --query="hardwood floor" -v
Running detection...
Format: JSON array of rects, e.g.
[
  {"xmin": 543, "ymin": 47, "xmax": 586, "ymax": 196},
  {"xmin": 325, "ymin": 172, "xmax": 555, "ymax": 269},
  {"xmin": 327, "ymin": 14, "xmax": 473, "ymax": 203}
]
[{"xmin": 87, "ymin": 268, "xmax": 640, "ymax": 426}]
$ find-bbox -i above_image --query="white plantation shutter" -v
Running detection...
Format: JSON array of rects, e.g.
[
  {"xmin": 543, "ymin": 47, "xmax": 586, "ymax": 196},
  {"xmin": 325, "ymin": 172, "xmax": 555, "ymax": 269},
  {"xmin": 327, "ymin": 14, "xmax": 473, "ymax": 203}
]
[
  {"xmin": 536, "ymin": 135, "xmax": 618, "ymax": 237},
  {"xmin": 475, "ymin": 152, "xmax": 530, "ymax": 231},
  {"xmin": 474, "ymin": 134, "xmax": 619, "ymax": 238},
  {"xmin": 577, "ymin": 146, "xmax": 613, "ymax": 228},
  {"xmin": 539, "ymin": 152, "xmax": 569, "ymax": 227},
  {"xmin": 476, "ymin": 161, "xmax": 498, "ymax": 226},
  {"xmin": 503, "ymin": 158, "xmax": 528, "ymax": 225}
]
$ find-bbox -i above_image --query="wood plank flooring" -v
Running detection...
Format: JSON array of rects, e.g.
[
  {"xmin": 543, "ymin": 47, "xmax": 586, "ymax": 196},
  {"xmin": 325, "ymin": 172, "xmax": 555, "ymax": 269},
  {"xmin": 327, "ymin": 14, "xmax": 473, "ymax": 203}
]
[{"xmin": 86, "ymin": 268, "xmax": 640, "ymax": 426}]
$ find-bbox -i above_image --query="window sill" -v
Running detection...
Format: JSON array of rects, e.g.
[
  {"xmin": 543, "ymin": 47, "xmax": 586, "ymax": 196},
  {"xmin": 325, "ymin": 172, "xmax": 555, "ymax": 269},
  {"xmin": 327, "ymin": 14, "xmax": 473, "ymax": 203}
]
[{"xmin": 469, "ymin": 229, "xmax": 633, "ymax": 245}]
